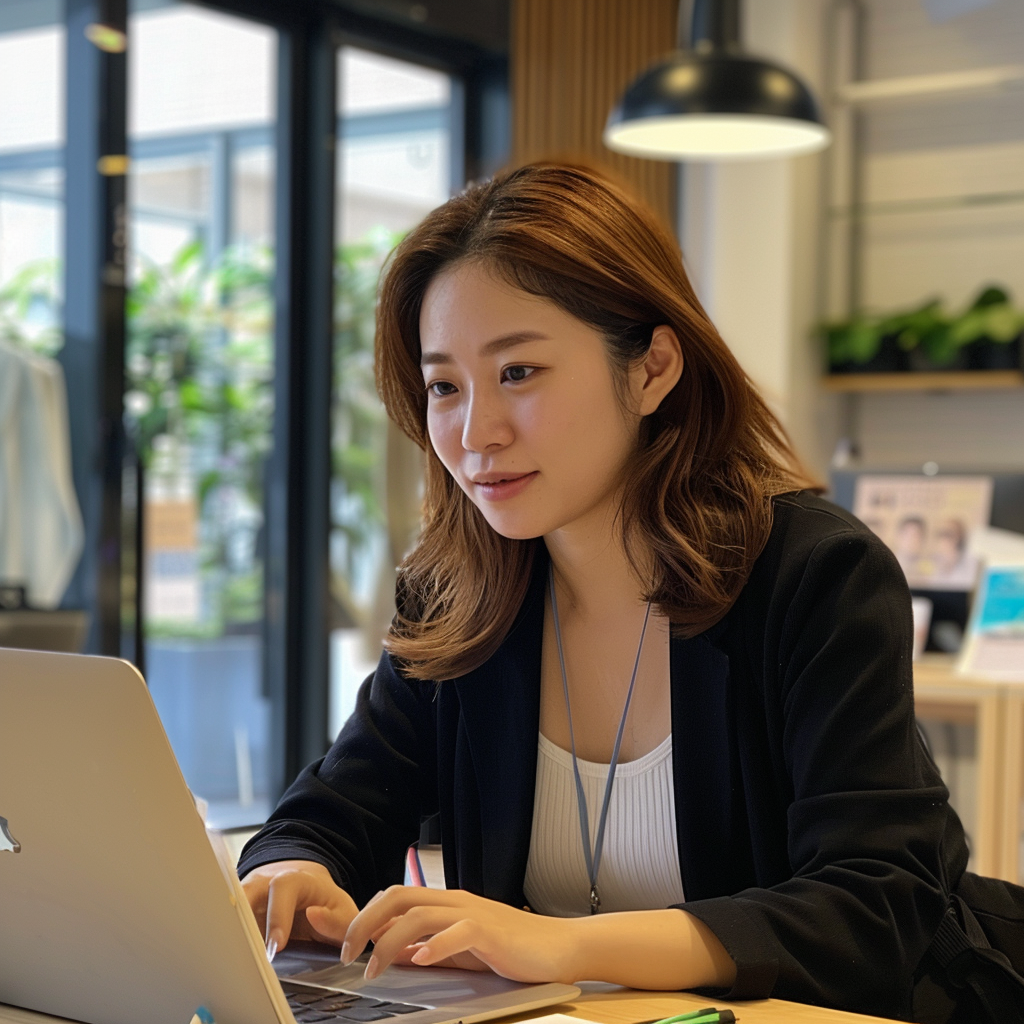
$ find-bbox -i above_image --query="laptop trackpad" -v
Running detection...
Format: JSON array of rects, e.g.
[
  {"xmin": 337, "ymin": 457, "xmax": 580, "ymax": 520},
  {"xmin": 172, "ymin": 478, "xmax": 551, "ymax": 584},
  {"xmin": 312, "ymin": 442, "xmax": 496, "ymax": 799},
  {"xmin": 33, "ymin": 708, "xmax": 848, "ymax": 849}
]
[{"xmin": 274, "ymin": 942, "xmax": 530, "ymax": 1008}]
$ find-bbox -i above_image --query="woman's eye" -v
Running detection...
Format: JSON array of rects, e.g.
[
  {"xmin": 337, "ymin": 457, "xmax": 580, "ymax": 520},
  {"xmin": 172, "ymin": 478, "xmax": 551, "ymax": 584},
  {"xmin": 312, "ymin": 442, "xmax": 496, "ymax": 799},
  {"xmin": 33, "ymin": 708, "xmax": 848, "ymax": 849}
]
[
  {"xmin": 502, "ymin": 365, "xmax": 535, "ymax": 384},
  {"xmin": 426, "ymin": 380, "xmax": 457, "ymax": 398}
]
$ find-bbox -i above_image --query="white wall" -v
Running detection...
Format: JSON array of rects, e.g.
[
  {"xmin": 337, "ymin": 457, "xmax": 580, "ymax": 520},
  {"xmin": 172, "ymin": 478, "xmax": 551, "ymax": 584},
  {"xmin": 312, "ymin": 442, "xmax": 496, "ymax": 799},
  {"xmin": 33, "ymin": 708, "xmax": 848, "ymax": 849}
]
[
  {"xmin": 681, "ymin": 0, "xmax": 837, "ymax": 478},
  {"xmin": 682, "ymin": 0, "xmax": 1024, "ymax": 480}
]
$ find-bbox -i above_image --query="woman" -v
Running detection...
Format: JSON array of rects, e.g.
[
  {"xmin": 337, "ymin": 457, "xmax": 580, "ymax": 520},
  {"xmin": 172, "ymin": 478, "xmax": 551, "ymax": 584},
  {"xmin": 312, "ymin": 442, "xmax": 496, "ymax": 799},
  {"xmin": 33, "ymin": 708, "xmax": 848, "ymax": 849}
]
[{"xmin": 239, "ymin": 164, "xmax": 967, "ymax": 1019}]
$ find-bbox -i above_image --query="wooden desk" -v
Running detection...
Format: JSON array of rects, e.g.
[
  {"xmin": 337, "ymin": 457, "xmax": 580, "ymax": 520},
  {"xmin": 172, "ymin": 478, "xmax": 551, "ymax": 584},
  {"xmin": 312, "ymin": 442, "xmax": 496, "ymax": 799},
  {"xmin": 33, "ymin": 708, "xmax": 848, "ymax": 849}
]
[
  {"xmin": 0, "ymin": 988, "xmax": 904, "ymax": 1024},
  {"xmin": 0, "ymin": 1008, "xmax": 66, "ymax": 1023},
  {"xmin": 516, "ymin": 984, "xmax": 901, "ymax": 1024}
]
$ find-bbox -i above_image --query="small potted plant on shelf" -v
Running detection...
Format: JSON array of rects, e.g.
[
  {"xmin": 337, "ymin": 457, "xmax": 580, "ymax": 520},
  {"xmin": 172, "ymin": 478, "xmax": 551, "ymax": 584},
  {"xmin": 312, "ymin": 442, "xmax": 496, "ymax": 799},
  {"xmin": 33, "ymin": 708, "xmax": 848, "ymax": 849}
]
[
  {"xmin": 823, "ymin": 315, "xmax": 895, "ymax": 373},
  {"xmin": 822, "ymin": 285, "xmax": 1024, "ymax": 375},
  {"xmin": 949, "ymin": 286, "xmax": 1024, "ymax": 370}
]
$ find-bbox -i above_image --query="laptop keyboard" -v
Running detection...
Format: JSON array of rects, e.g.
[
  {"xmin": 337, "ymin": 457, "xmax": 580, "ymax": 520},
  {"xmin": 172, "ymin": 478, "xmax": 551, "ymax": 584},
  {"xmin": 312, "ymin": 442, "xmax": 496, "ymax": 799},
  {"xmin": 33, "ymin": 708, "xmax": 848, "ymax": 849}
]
[{"xmin": 284, "ymin": 988, "xmax": 428, "ymax": 1023}]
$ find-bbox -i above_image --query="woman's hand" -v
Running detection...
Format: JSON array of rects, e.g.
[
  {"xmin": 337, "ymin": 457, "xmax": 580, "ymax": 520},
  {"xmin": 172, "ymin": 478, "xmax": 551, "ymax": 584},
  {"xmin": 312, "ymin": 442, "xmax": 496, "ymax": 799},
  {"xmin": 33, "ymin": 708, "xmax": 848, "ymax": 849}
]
[
  {"xmin": 241, "ymin": 860, "xmax": 359, "ymax": 959},
  {"xmin": 341, "ymin": 887, "xmax": 577, "ymax": 984},
  {"xmin": 342, "ymin": 887, "xmax": 737, "ymax": 992}
]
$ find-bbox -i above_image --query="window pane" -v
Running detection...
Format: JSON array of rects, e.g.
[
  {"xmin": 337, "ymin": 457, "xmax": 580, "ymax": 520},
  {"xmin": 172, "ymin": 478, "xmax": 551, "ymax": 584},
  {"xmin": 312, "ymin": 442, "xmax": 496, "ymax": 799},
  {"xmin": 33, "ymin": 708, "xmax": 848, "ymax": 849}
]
[
  {"xmin": 127, "ymin": 0, "xmax": 276, "ymax": 828},
  {"xmin": 0, "ymin": 12, "xmax": 64, "ymax": 359},
  {"xmin": 340, "ymin": 48, "xmax": 450, "ymax": 116},
  {"xmin": 329, "ymin": 48, "xmax": 454, "ymax": 737},
  {"xmin": 0, "ymin": 5, "xmax": 69, "ymax": 623}
]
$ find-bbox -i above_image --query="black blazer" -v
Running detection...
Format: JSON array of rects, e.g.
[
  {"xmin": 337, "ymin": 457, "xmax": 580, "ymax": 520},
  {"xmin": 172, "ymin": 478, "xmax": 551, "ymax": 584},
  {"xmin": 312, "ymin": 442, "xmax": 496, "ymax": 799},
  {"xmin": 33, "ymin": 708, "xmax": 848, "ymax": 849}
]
[{"xmin": 239, "ymin": 492, "xmax": 968, "ymax": 1020}]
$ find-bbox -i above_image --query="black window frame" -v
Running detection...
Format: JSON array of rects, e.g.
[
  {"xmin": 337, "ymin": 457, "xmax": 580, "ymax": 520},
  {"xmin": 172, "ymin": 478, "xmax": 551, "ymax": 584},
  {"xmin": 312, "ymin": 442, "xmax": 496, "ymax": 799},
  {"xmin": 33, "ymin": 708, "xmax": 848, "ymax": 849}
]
[{"xmin": 56, "ymin": 0, "xmax": 507, "ymax": 805}]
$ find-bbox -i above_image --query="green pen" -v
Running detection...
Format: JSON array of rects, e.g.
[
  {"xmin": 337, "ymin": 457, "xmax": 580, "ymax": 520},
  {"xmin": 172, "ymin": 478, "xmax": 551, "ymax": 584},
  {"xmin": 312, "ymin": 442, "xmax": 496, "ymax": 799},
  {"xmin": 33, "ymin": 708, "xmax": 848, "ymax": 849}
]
[{"xmin": 649, "ymin": 1009, "xmax": 737, "ymax": 1024}]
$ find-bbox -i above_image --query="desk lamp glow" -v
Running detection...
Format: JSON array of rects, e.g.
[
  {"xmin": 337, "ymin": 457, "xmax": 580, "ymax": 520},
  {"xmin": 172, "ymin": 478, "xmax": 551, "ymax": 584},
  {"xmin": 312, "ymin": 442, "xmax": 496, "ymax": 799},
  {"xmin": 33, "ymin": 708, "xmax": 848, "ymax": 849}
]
[{"xmin": 604, "ymin": 0, "xmax": 831, "ymax": 161}]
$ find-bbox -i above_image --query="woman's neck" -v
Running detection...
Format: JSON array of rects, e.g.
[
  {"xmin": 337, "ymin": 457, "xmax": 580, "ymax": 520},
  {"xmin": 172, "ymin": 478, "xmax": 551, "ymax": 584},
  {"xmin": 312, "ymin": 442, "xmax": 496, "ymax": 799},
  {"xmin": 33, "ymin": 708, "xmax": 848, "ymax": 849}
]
[{"xmin": 542, "ymin": 510, "xmax": 650, "ymax": 619}]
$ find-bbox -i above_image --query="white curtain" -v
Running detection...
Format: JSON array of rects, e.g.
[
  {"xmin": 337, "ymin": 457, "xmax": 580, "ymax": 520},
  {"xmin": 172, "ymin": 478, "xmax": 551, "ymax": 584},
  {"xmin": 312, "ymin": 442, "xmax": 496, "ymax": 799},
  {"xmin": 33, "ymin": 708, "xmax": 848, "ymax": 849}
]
[{"xmin": 0, "ymin": 339, "xmax": 84, "ymax": 607}]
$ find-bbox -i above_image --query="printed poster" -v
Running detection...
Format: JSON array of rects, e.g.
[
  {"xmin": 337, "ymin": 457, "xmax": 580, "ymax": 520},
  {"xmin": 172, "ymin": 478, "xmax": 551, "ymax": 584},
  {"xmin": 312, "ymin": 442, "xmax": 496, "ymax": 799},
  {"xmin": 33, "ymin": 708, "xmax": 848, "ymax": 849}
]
[{"xmin": 853, "ymin": 475, "xmax": 994, "ymax": 591}]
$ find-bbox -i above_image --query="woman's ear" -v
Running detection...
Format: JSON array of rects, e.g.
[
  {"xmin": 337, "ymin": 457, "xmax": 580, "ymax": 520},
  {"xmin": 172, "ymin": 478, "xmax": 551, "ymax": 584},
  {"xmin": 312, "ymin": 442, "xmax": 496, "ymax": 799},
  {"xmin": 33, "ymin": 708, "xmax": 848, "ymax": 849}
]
[{"xmin": 637, "ymin": 325, "xmax": 684, "ymax": 415}]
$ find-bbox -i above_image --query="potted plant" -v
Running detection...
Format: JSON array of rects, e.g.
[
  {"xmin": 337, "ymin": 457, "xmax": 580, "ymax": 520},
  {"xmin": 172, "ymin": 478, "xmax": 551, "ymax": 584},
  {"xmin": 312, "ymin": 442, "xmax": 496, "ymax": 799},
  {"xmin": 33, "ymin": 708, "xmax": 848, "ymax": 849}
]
[
  {"xmin": 949, "ymin": 287, "xmax": 1024, "ymax": 370},
  {"xmin": 822, "ymin": 285, "xmax": 1024, "ymax": 375},
  {"xmin": 823, "ymin": 316, "xmax": 899, "ymax": 373}
]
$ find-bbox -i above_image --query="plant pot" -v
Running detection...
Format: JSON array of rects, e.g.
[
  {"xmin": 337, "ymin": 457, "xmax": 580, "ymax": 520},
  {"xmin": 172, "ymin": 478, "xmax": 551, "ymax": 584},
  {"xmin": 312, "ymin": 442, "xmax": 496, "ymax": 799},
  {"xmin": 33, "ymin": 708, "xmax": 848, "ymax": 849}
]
[
  {"xmin": 964, "ymin": 334, "xmax": 1023, "ymax": 371},
  {"xmin": 828, "ymin": 333, "xmax": 909, "ymax": 374},
  {"xmin": 905, "ymin": 346, "xmax": 970, "ymax": 373}
]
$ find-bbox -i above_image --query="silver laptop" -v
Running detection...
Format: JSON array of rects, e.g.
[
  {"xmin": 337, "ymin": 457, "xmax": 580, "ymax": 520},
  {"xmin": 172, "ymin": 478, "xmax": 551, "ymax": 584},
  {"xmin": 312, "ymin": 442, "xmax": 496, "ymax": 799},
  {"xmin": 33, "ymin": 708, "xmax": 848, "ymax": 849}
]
[{"xmin": 0, "ymin": 648, "xmax": 579, "ymax": 1024}]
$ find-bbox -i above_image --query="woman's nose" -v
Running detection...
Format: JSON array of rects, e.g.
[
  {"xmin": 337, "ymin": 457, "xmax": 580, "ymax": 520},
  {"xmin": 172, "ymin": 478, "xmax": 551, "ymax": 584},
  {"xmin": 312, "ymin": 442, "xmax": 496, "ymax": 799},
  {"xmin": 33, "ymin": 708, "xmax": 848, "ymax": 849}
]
[{"xmin": 461, "ymin": 392, "xmax": 514, "ymax": 452}]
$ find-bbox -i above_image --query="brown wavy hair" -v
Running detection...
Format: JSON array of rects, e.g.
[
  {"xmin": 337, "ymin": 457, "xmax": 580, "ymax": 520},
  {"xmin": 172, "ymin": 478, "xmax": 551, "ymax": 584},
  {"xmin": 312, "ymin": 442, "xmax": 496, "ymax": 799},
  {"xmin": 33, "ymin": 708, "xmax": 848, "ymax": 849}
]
[{"xmin": 375, "ymin": 163, "xmax": 817, "ymax": 680}]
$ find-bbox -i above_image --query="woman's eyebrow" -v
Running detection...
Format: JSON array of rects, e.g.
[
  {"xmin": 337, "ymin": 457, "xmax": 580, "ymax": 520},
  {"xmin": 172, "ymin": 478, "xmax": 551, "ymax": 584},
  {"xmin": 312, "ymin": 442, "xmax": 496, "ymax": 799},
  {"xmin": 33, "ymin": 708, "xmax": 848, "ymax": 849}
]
[{"xmin": 420, "ymin": 330, "xmax": 548, "ymax": 366}]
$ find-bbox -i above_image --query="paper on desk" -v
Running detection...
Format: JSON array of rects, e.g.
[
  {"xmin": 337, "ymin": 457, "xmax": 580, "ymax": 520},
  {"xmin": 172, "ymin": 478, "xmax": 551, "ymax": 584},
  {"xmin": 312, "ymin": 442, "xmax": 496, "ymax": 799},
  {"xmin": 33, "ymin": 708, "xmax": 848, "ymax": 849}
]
[
  {"xmin": 526, "ymin": 1016, "xmax": 601, "ymax": 1024},
  {"xmin": 969, "ymin": 526, "xmax": 1024, "ymax": 563}
]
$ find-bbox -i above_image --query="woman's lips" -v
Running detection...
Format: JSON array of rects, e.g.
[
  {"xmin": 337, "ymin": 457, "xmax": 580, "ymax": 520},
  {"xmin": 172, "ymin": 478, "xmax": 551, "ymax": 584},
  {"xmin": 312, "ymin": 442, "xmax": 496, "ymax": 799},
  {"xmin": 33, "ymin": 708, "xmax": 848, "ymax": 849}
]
[{"xmin": 473, "ymin": 471, "xmax": 538, "ymax": 501}]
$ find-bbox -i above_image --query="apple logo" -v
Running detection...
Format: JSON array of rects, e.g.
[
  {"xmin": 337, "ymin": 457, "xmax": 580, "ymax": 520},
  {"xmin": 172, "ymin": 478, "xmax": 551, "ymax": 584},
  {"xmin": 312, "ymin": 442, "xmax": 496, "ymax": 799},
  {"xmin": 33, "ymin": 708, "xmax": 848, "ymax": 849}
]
[{"xmin": 1, "ymin": 816, "xmax": 21, "ymax": 853}]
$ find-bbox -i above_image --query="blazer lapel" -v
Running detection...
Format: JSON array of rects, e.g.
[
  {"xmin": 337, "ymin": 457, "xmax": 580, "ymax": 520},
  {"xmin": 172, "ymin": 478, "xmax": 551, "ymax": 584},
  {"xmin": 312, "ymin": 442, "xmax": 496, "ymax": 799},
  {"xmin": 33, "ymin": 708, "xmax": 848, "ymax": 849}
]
[
  {"xmin": 449, "ymin": 557, "xmax": 757, "ymax": 907},
  {"xmin": 670, "ymin": 630, "xmax": 755, "ymax": 901},
  {"xmin": 452, "ymin": 561, "xmax": 546, "ymax": 906}
]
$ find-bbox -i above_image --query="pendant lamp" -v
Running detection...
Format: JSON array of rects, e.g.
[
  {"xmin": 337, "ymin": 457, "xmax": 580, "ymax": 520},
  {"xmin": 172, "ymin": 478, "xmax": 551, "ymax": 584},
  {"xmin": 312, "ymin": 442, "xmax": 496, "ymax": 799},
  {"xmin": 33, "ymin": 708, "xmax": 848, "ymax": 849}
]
[{"xmin": 604, "ymin": 0, "xmax": 831, "ymax": 161}]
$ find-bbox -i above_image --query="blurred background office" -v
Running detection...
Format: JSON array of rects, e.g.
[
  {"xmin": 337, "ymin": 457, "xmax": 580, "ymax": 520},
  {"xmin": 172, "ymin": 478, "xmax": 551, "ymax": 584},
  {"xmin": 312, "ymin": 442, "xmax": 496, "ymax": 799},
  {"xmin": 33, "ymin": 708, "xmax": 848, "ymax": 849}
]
[{"xmin": 1, "ymin": 0, "xmax": 1022, "ymax": 878}]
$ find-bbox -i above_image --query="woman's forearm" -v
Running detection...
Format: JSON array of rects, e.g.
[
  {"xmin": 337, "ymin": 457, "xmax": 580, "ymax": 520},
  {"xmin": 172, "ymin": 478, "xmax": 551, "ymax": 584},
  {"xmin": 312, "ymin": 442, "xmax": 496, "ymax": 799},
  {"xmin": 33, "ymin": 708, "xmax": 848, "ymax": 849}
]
[
  {"xmin": 340, "ymin": 888, "xmax": 736, "ymax": 991},
  {"xmin": 561, "ymin": 909, "xmax": 737, "ymax": 991}
]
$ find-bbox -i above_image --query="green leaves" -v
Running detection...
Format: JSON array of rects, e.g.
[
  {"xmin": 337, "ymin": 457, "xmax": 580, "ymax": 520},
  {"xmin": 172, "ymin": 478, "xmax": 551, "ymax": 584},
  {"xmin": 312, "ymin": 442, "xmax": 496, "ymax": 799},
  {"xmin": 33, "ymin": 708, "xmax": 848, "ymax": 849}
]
[
  {"xmin": 2, "ymin": 229, "xmax": 404, "ymax": 637},
  {"xmin": 331, "ymin": 228, "xmax": 405, "ymax": 571},
  {"xmin": 0, "ymin": 257, "xmax": 63, "ymax": 357},
  {"xmin": 823, "ymin": 285, "xmax": 1024, "ymax": 369},
  {"xmin": 824, "ymin": 317, "xmax": 882, "ymax": 365}
]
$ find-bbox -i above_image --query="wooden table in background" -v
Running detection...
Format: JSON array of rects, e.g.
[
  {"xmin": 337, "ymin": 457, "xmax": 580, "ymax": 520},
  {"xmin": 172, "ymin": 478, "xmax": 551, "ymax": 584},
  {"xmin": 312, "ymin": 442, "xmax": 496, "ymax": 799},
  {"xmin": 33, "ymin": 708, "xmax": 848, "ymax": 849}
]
[
  {"xmin": 913, "ymin": 655, "xmax": 1024, "ymax": 883},
  {"xmin": 1000, "ymin": 687, "xmax": 1024, "ymax": 882}
]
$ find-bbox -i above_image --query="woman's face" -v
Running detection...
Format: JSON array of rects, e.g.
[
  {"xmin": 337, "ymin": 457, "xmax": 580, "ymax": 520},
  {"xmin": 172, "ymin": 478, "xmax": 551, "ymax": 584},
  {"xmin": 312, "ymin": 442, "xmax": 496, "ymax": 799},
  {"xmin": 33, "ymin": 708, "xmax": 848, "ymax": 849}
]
[{"xmin": 419, "ymin": 261, "xmax": 643, "ymax": 542}]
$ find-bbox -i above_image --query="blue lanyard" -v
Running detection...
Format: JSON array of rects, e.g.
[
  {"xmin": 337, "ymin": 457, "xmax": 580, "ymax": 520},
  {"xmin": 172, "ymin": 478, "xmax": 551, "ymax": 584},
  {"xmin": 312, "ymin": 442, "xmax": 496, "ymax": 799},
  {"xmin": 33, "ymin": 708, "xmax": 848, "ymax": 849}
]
[{"xmin": 548, "ymin": 564, "xmax": 653, "ymax": 914}]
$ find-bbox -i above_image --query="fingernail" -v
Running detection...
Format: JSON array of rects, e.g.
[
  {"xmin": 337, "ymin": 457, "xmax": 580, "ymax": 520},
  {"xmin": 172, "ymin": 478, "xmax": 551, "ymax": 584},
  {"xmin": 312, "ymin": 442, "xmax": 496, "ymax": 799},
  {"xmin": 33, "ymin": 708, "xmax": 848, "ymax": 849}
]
[
  {"xmin": 410, "ymin": 946, "xmax": 430, "ymax": 965},
  {"xmin": 364, "ymin": 954, "xmax": 379, "ymax": 980},
  {"xmin": 266, "ymin": 937, "xmax": 278, "ymax": 963},
  {"xmin": 340, "ymin": 942, "xmax": 353, "ymax": 965}
]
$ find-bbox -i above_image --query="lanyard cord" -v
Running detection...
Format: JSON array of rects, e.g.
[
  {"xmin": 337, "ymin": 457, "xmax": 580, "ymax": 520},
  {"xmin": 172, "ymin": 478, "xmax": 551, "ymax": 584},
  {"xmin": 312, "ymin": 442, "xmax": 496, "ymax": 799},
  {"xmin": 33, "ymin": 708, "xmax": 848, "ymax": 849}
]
[{"xmin": 548, "ymin": 563, "xmax": 653, "ymax": 915}]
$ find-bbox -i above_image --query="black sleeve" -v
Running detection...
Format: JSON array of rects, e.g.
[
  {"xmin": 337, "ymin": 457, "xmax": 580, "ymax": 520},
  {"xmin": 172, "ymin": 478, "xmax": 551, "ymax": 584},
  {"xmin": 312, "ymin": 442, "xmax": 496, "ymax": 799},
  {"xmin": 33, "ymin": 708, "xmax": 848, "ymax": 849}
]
[
  {"xmin": 681, "ymin": 514, "xmax": 966, "ymax": 1017},
  {"xmin": 236, "ymin": 650, "xmax": 440, "ymax": 908}
]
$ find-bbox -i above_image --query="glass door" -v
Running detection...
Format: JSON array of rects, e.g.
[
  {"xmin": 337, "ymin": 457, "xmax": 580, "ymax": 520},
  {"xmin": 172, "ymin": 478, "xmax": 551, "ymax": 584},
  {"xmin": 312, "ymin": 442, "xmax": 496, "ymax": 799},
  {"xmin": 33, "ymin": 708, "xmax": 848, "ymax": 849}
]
[
  {"xmin": 126, "ymin": 1, "xmax": 277, "ymax": 827},
  {"xmin": 329, "ymin": 47, "xmax": 457, "ymax": 737}
]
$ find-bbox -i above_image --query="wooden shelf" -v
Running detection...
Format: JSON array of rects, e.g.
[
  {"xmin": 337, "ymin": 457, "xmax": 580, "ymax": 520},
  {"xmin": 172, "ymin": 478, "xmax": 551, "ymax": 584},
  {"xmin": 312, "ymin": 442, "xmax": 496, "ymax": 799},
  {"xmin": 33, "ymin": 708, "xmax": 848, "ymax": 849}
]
[
  {"xmin": 823, "ymin": 370, "xmax": 1024, "ymax": 392},
  {"xmin": 834, "ymin": 63, "xmax": 1024, "ymax": 105},
  {"xmin": 828, "ymin": 188, "xmax": 1024, "ymax": 220}
]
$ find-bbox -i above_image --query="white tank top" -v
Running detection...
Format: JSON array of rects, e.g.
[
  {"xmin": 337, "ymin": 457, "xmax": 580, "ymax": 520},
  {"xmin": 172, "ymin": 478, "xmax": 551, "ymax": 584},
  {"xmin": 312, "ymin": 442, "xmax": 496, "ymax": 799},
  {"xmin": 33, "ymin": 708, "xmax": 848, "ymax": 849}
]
[{"xmin": 523, "ymin": 732, "xmax": 686, "ymax": 917}]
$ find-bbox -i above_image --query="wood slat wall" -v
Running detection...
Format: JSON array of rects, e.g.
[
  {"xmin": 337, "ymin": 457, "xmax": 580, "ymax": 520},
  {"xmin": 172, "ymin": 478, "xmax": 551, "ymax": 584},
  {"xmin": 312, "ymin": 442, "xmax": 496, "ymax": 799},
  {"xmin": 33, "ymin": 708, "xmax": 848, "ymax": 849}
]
[{"xmin": 511, "ymin": 0, "xmax": 679, "ymax": 231}]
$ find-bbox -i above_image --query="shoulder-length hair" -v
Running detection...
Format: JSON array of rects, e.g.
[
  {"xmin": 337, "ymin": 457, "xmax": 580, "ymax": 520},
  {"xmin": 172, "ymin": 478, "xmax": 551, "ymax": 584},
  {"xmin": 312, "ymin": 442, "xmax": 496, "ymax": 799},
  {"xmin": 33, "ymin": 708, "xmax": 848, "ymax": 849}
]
[{"xmin": 375, "ymin": 163, "xmax": 816, "ymax": 681}]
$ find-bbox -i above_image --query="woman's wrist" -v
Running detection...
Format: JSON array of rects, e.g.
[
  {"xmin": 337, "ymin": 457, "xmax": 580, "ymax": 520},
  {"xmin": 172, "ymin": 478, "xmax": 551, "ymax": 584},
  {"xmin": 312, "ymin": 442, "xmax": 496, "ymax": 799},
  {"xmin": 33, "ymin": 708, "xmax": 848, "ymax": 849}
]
[{"xmin": 560, "ymin": 909, "xmax": 737, "ymax": 991}]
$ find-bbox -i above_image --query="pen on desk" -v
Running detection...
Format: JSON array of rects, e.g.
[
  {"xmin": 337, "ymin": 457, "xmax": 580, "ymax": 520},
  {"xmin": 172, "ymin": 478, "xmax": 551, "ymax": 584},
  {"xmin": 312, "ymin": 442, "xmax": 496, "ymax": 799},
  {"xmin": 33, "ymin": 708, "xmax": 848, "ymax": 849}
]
[{"xmin": 647, "ymin": 1009, "xmax": 737, "ymax": 1024}]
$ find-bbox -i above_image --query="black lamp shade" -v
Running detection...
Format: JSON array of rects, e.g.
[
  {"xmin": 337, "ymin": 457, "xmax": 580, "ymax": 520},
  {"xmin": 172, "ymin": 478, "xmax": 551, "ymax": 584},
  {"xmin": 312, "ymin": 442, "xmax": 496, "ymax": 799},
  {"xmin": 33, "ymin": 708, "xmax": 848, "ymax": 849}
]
[{"xmin": 605, "ymin": 51, "xmax": 831, "ymax": 160}]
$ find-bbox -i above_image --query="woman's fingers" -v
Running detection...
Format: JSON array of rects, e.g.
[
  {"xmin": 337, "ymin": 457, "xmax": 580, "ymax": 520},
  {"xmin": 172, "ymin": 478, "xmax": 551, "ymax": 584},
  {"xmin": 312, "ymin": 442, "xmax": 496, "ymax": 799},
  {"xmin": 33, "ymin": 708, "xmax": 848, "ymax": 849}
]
[
  {"xmin": 263, "ymin": 872, "xmax": 304, "ymax": 955},
  {"xmin": 304, "ymin": 896, "xmax": 360, "ymax": 947},
  {"xmin": 240, "ymin": 861, "xmax": 357, "ymax": 957},
  {"xmin": 407, "ymin": 918, "xmax": 483, "ymax": 968},
  {"xmin": 362, "ymin": 905, "xmax": 474, "ymax": 978},
  {"xmin": 342, "ymin": 886, "xmax": 455, "ymax": 964},
  {"xmin": 342, "ymin": 888, "xmax": 574, "ymax": 984},
  {"xmin": 389, "ymin": 942, "xmax": 489, "ymax": 973}
]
